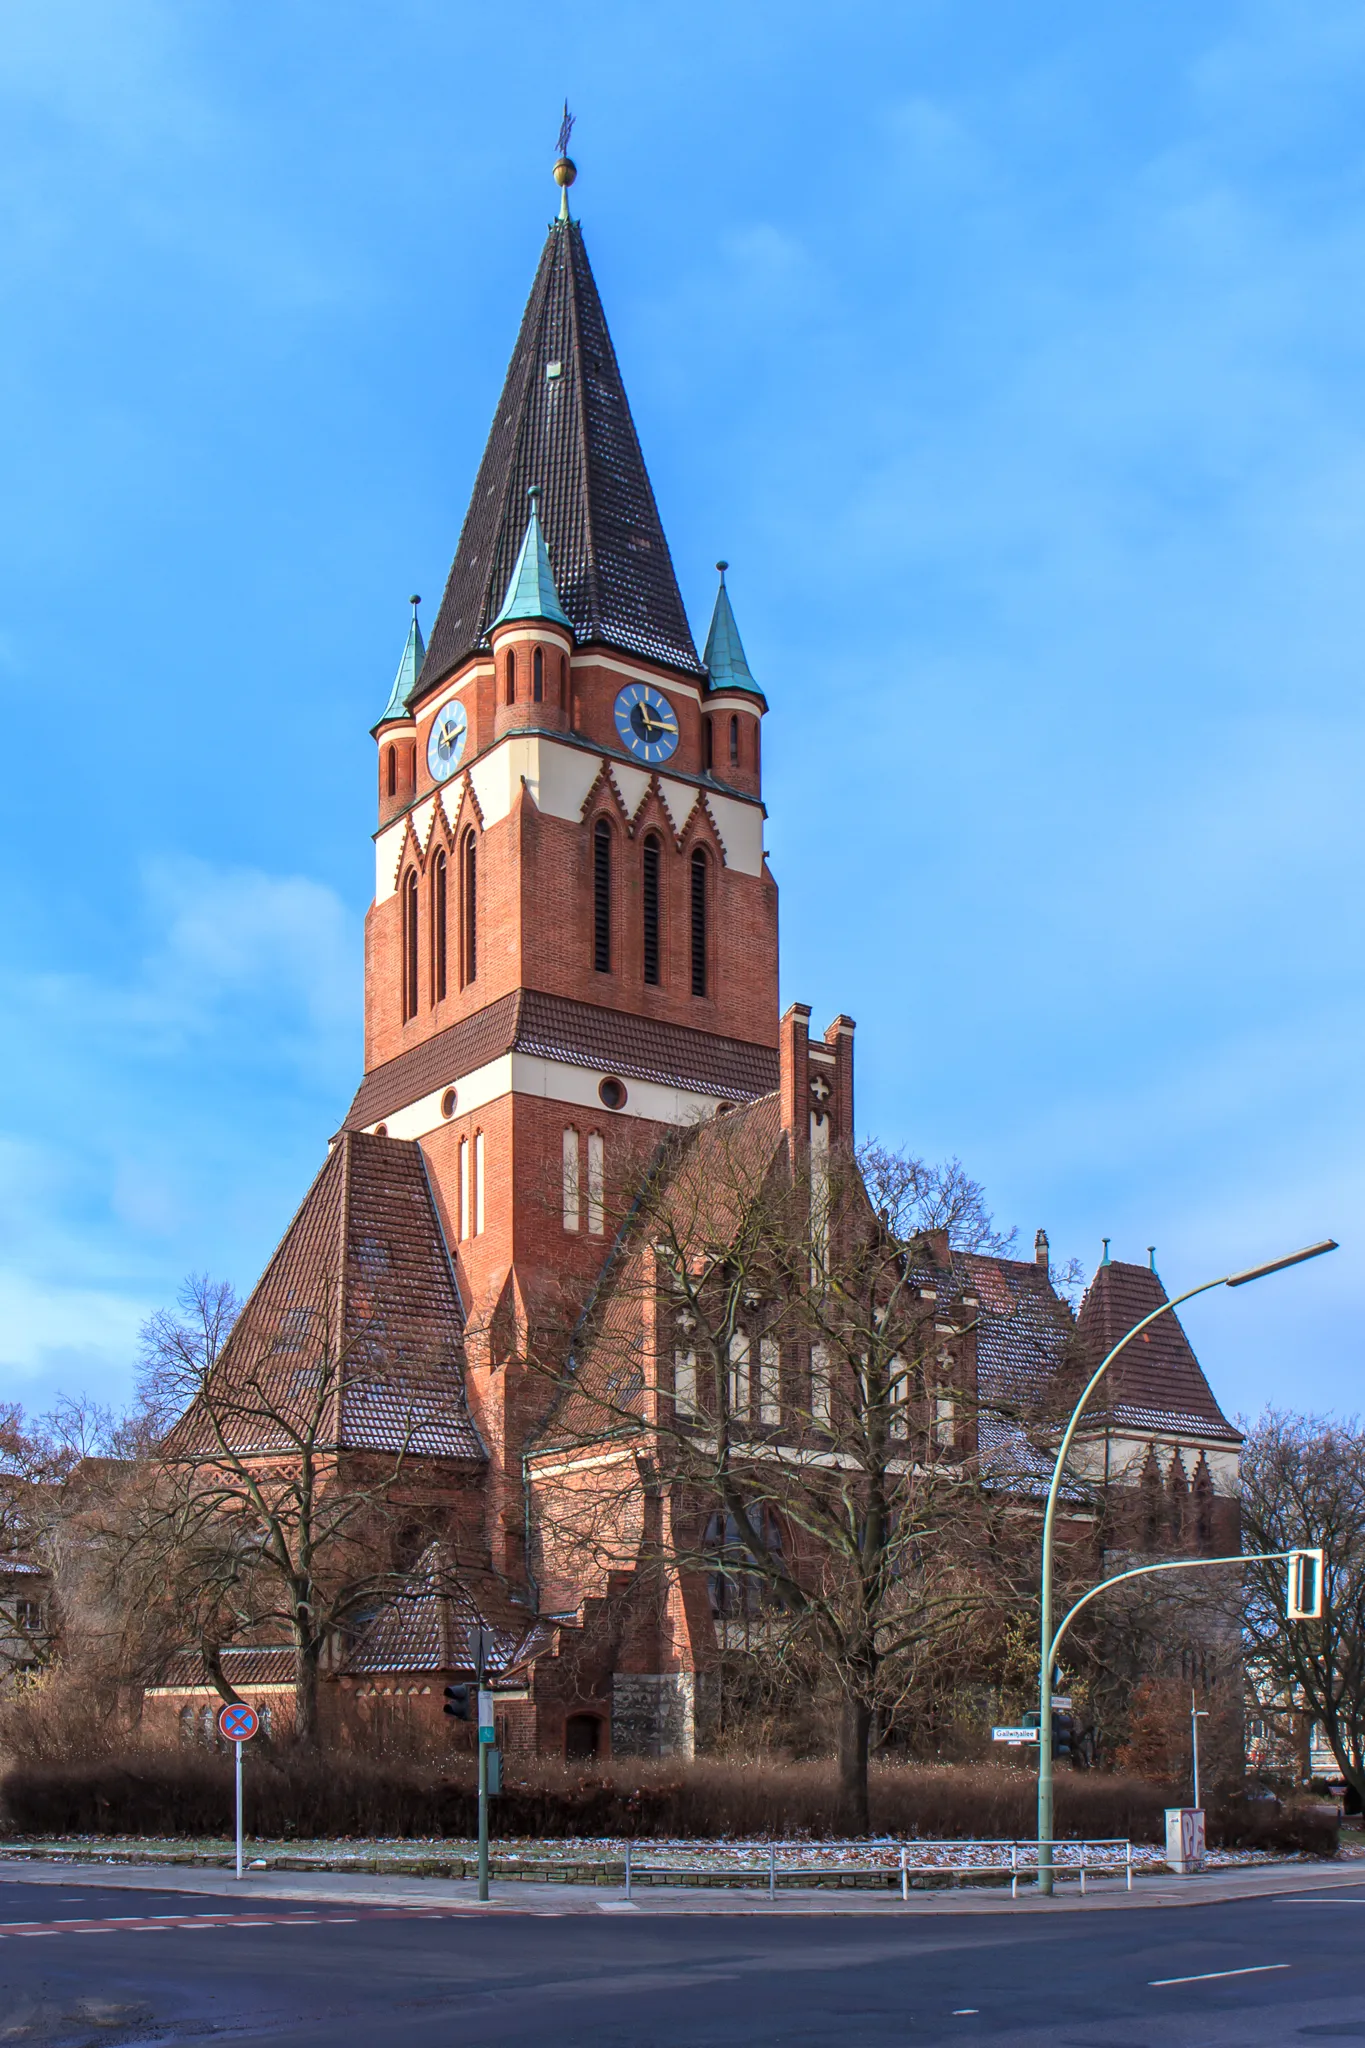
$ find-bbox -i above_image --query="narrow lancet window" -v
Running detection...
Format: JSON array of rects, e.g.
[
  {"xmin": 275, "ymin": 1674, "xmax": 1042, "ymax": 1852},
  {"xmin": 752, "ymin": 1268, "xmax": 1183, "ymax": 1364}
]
[
  {"xmin": 562, "ymin": 1128, "xmax": 581, "ymax": 1232},
  {"xmin": 690, "ymin": 847, "xmax": 708, "ymax": 997},
  {"xmin": 460, "ymin": 829, "xmax": 477, "ymax": 985},
  {"xmin": 587, "ymin": 1132, "xmax": 605, "ymax": 1235},
  {"xmin": 474, "ymin": 1131, "xmax": 485, "ymax": 1235},
  {"xmin": 505, "ymin": 649, "xmax": 516, "ymax": 704},
  {"xmin": 401, "ymin": 869, "xmax": 419, "ymax": 1021},
  {"xmin": 533, "ymin": 646, "xmax": 543, "ymax": 703},
  {"xmin": 729, "ymin": 715, "xmax": 739, "ymax": 766},
  {"xmin": 593, "ymin": 818, "xmax": 612, "ymax": 973},
  {"xmin": 432, "ymin": 850, "xmax": 447, "ymax": 1002},
  {"xmin": 642, "ymin": 832, "xmax": 661, "ymax": 986}
]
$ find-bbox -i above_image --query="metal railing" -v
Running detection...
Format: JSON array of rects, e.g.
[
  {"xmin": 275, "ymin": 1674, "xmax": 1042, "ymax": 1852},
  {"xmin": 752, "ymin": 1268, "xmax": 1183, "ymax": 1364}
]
[{"xmin": 620, "ymin": 1837, "xmax": 1134, "ymax": 1901}]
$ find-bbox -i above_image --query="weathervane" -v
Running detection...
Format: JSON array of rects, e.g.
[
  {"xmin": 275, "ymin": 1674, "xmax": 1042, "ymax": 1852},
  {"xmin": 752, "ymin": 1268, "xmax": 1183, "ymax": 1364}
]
[{"xmin": 553, "ymin": 100, "xmax": 577, "ymax": 219}]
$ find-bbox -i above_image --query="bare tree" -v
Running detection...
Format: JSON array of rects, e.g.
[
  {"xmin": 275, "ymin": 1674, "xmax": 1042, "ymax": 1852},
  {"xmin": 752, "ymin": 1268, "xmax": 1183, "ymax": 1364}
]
[
  {"xmin": 1240, "ymin": 1410, "xmax": 1365, "ymax": 1801},
  {"xmin": 113, "ymin": 1274, "xmax": 481, "ymax": 1749},
  {"xmin": 530, "ymin": 1122, "xmax": 1038, "ymax": 1830}
]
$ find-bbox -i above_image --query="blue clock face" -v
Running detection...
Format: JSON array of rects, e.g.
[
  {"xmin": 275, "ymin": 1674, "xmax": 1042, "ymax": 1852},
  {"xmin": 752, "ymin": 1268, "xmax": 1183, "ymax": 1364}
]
[
  {"xmin": 614, "ymin": 683, "xmax": 679, "ymax": 765},
  {"xmin": 427, "ymin": 699, "xmax": 468, "ymax": 781}
]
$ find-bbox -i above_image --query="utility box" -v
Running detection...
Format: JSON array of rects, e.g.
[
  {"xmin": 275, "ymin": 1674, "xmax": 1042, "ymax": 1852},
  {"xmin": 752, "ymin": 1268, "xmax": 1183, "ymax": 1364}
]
[{"xmin": 1165, "ymin": 1807, "xmax": 1206, "ymax": 1874}]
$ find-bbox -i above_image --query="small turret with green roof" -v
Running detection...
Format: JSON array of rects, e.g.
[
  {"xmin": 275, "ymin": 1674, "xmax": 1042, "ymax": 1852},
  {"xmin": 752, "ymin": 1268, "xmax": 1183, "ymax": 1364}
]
[
  {"xmin": 375, "ymin": 596, "xmax": 425, "ymax": 727},
  {"xmin": 703, "ymin": 561, "xmax": 764, "ymax": 703},
  {"xmin": 490, "ymin": 487, "xmax": 572, "ymax": 632}
]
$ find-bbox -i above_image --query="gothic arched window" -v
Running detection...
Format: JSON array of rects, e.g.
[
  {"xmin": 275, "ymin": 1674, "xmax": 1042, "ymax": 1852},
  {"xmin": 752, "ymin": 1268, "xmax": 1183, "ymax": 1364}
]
[
  {"xmin": 593, "ymin": 817, "xmax": 612, "ymax": 974},
  {"xmin": 386, "ymin": 746, "xmax": 396, "ymax": 797},
  {"xmin": 642, "ymin": 831, "xmax": 662, "ymax": 986},
  {"xmin": 533, "ymin": 646, "xmax": 543, "ymax": 703},
  {"xmin": 729, "ymin": 715, "xmax": 739, "ymax": 766},
  {"xmin": 704, "ymin": 719, "xmax": 714, "ymax": 771},
  {"xmin": 431, "ymin": 850, "xmax": 447, "ymax": 1003},
  {"xmin": 401, "ymin": 869, "xmax": 419, "ymax": 1021},
  {"xmin": 559, "ymin": 652, "xmax": 568, "ymax": 708},
  {"xmin": 460, "ymin": 829, "xmax": 477, "ymax": 986},
  {"xmin": 504, "ymin": 648, "xmax": 516, "ymax": 705},
  {"xmin": 690, "ymin": 847, "xmax": 708, "ymax": 997}
]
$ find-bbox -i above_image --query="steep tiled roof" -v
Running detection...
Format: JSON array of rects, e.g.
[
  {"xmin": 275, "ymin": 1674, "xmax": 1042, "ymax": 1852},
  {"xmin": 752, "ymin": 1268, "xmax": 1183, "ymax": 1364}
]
[
  {"xmin": 158, "ymin": 1645, "xmax": 295, "ymax": 1689},
  {"xmin": 1074, "ymin": 1260, "xmax": 1240, "ymax": 1442},
  {"xmin": 165, "ymin": 1133, "xmax": 483, "ymax": 1463},
  {"xmin": 416, "ymin": 217, "xmax": 703, "ymax": 694},
  {"xmin": 343, "ymin": 990, "xmax": 778, "ymax": 1130},
  {"xmin": 344, "ymin": 1543, "xmax": 552, "ymax": 1678},
  {"xmin": 532, "ymin": 1093, "xmax": 787, "ymax": 1451}
]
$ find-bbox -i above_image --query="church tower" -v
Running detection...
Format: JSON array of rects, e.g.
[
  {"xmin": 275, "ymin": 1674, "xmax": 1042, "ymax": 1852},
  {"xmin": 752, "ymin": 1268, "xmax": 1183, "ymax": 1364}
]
[{"xmin": 348, "ymin": 156, "xmax": 780, "ymax": 1572}]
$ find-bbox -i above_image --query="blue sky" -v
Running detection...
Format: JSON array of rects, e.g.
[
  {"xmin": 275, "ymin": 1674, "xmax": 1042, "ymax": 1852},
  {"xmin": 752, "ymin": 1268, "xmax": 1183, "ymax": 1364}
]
[{"xmin": 1, "ymin": 0, "xmax": 1360, "ymax": 1424}]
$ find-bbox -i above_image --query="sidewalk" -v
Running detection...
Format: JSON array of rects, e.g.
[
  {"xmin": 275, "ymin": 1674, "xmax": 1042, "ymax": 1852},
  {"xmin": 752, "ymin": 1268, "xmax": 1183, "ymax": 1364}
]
[{"xmin": 2, "ymin": 1852, "xmax": 1361, "ymax": 1917}]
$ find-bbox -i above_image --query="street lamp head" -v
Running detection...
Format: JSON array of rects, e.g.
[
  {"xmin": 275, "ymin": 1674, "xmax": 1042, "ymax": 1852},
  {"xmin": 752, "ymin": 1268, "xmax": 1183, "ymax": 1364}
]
[{"xmin": 1224, "ymin": 1240, "xmax": 1338, "ymax": 1287}]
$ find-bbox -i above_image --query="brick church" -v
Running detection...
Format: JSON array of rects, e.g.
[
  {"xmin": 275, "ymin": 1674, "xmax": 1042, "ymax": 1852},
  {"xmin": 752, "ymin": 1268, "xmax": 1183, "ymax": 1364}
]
[{"xmin": 150, "ymin": 156, "xmax": 1242, "ymax": 1760}]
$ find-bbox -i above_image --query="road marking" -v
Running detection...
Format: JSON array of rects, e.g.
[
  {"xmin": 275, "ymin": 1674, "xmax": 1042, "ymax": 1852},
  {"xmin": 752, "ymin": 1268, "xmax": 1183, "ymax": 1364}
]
[{"xmin": 1150, "ymin": 1964, "xmax": 1290, "ymax": 1987}]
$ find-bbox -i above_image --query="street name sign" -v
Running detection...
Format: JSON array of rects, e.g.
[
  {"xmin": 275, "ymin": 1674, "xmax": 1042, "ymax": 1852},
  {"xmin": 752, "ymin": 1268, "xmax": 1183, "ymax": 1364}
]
[{"xmin": 991, "ymin": 1726, "xmax": 1039, "ymax": 1743}]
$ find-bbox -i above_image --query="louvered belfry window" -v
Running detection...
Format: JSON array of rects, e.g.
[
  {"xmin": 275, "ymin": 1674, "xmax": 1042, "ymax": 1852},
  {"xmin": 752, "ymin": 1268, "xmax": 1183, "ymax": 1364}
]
[
  {"xmin": 402, "ymin": 869, "xmax": 419, "ymax": 1020},
  {"xmin": 642, "ymin": 832, "xmax": 661, "ymax": 986},
  {"xmin": 432, "ymin": 851, "xmax": 447, "ymax": 1002},
  {"xmin": 593, "ymin": 818, "xmax": 612, "ymax": 973},
  {"xmin": 690, "ymin": 847, "xmax": 707, "ymax": 997},
  {"xmin": 460, "ymin": 829, "xmax": 477, "ymax": 986}
]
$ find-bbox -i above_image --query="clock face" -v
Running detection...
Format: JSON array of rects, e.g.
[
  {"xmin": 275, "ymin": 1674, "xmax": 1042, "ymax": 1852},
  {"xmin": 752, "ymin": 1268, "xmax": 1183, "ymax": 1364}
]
[
  {"xmin": 427, "ymin": 698, "xmax": 468, "ymax": 781},
  {"xmin": 614, "ymin": 683, "xmax": 680, "ymax": 765}
]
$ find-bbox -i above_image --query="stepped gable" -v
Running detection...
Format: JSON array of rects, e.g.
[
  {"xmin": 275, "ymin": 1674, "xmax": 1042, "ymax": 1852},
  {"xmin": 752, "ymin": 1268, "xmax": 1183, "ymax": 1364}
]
[
  {"xmin": 415, "ymin": 215, "xmax": 703, "ymax": 694},
  {"xmin": 1074, "ymin": 1259, "xmax": 1240, "ymax": 1442},
  {"xmin": 342, "ymin": 989, "xmax": 780, "ymax": 1131},
  {"xmin": 533, "ymin": 1093, "xmax": 786, "ymax": 1452},
  {"xmin": 344, "ymin": 1541, "xmax": 551, "ymax": 1678},
  {"xmin": 165, "ymin": 1132, "xmax": 483, "ymax": 1462}
]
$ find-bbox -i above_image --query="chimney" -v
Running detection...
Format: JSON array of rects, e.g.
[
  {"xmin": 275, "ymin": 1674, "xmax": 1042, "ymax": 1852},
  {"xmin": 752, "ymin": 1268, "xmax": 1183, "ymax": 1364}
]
[
  {"xmin": 779, "ymin": 1003, "xmax": 812, "ymax": 1160},
  {"xmin": 821, "ymin": 1013, "xmax": 856, "ymax": 1148},
  {"xmin": 1035, "ymin": 1227, "xmax": 1050, "ymax": 1270}
]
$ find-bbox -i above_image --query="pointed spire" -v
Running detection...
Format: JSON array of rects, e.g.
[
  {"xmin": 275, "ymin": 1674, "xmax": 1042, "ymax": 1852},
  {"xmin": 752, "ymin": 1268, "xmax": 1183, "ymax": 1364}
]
[
  {"xmin": 376, "ymin": 595, "xmax": 425, "ymax": 725},
  {"xmin": 490, "ymin": 486, "xmax": 572, "ymax": 631},
  {"xmin": 703, "ymin": 561, "xmax": 758, "ymax": 692},
  {"xmin": 417, "ymin": 211, "xmax": 703, "ymax": 695}
]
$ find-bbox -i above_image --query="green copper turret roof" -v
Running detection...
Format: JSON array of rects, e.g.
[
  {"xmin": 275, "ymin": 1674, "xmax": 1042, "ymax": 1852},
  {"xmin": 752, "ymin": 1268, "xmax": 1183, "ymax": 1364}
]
[
  {"xmin": 703, "ymin": 563, "xmax": 759, "ymax": 694},
  {"xmin": 376, "ymin": 600, "xmax": 425, "ymax": 726},
  {"xmin": 490, "ymin": 487, "xmax": 572, "ymax": 631}
]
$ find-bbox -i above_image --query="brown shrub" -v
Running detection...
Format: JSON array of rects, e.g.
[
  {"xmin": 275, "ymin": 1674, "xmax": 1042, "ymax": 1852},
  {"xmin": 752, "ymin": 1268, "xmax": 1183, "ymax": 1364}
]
[{"xmin": 1, "ymin": 1754, "xmax": 1202, "ymax": 1845}]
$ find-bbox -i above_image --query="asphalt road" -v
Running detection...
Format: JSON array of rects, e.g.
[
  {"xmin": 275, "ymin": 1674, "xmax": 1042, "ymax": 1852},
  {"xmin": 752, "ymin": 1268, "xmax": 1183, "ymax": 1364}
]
[{"xmin": 3, "ymin": 1873, "xmax": 1365, "ymax": 2046}]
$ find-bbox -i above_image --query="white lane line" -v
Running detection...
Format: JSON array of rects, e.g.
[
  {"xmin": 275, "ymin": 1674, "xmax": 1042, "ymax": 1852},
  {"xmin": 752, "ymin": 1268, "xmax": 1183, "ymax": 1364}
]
[{"xmin": 1150, "ymin": 1964, "xmax": 1290, "ymax": 1987}]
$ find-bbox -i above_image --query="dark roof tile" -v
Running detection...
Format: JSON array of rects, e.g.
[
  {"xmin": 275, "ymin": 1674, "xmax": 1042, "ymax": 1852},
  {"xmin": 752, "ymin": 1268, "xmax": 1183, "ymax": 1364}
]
[
  {"xmin": 343, "ymin": 990, "xmax": 778, "ymax": 1130},
  {"xmin": 417, "ymin": 220, "xmax": 703, "ymax": 693}
]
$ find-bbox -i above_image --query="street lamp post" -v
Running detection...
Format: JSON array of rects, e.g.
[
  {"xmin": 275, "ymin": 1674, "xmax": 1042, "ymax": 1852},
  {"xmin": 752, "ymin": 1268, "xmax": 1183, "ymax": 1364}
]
[{"xmin": 1036, "ymin": 1239, "xmax": 1336, "ymax": 1896}]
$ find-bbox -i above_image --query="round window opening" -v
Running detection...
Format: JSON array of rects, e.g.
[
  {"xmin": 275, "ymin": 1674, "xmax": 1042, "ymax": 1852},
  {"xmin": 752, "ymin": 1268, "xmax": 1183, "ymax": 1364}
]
[
  {"xmin": 440, "ymin": 1087, "xmax": 458, "ymax": 1119},
  {"xmin": 373, "ymin": 1123, "xmax": 389, "ymax": 1137},
  {"xmin": 599, "ymin": 1077, "xmax": 628, "ymax": 1110},
  {"xmin": 715, "ymin": 1101, "xmax": 734, "ymax": 1117}
]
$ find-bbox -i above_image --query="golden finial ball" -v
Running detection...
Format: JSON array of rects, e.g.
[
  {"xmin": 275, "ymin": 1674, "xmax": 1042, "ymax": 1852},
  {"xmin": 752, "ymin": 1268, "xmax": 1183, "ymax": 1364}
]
[{"xmin": 553, "ymin": 156, "xmax": 577, "ymax": 189}]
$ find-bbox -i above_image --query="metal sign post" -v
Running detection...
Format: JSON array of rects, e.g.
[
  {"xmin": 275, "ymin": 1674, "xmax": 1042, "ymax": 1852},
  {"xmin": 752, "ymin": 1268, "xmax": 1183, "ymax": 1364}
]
[
  {"xmin": 474, "ymin": 1628, "xmax": 496, "ymax": 1904},
  {"xmin": 217, "ymin": 1701, "xmax": 260, "ymax": 1881}
]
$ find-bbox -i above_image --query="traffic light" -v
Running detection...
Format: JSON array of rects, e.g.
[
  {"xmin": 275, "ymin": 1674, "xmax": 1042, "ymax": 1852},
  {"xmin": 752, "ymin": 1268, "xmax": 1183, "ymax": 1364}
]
[
  {"xmin": 1024, "ymin": 1708, "xmax": 1075, "ymax": 1759},
  {"xmin": 1288, "ymin": 1548, "xmax": 1325, "ymax": 1621},
  {"xmin": 443, "ymin": 1684, "xmax": 471, "ymax": 1720}
]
